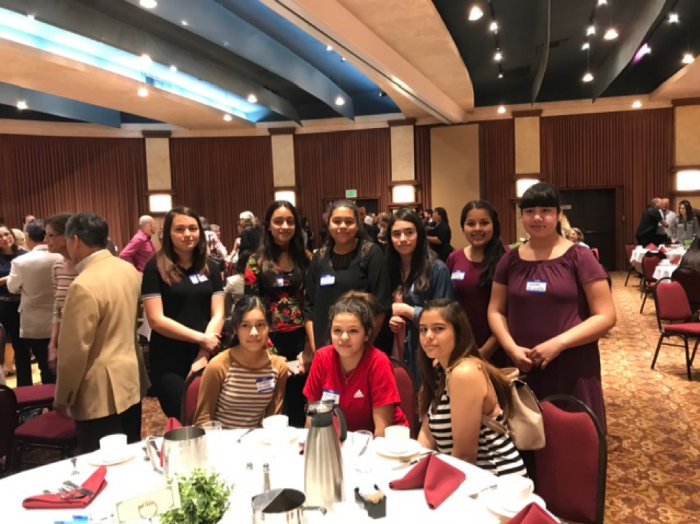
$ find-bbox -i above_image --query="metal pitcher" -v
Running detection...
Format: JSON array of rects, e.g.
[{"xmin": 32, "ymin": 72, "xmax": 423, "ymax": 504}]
[
  {"xmin": 304, "ymin": 401, "xmax": 347, "ymax": 511},
  {"xmin": 252, "ymin": 488, "xmax": 325, "ymax": 524},
  {"xmin": 146, "ymin": 426, "xmax": 208, "ymax": 477}
]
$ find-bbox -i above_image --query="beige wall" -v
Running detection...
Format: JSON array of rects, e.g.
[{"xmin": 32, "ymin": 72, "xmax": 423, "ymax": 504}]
[
  {"xmin": 390, "ymin": 125, "xmax": 415, "ymax": 181},
  {"xmin": 144, "ymin": 138, "xmax": 172, "ymax": 191},
  {"xmin": 675, "ymin": 105, "xmax": 700, "ymax": 166},
  {"xmin": 271, "ymin": 134, "xmax": 296, "ymax": 187},
  {"xmin": 514, "ymin": 117, "xmax": 540, "ymax": 174},
  {"xmin": 430, "ymin": 124, "xmax": 480, "ymax": 250}
]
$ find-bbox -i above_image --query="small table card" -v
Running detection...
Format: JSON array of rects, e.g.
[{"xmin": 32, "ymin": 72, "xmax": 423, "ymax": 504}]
[{"xmin": 113, "ymin": 484, "xmax": 181, "ymax": 523}]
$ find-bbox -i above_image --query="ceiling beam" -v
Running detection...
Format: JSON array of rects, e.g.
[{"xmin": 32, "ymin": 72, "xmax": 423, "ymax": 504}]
[{"xmin": 531, "ymin": 0, "xmax": 551, "ymax": 104}]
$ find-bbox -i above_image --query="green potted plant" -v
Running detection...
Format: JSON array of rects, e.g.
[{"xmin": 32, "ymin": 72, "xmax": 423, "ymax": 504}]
[{"xmin": 161, "ymin": 469, "xmax": 233, "ymax": 524}]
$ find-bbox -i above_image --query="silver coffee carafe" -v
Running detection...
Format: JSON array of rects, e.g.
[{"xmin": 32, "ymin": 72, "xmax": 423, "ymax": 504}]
[{"xmin": 304, "ymin": 401, "xmax": 347, "ymax": 510}]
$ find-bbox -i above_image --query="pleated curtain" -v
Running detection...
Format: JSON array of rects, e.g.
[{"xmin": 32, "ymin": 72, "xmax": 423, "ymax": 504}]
[{"xmin": 480, "ymin": 119, "xmax": 516, "ymax": 243}]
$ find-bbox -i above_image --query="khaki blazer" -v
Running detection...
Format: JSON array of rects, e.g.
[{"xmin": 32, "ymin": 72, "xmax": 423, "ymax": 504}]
[{"xmin": 55, "ymin": 250, "xmax": 150, "ymax": 421}]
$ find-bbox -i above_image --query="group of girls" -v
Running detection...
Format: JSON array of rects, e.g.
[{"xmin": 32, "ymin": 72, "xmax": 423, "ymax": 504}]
[{"xmin": 142, "ymin": 181, "xmax": 615, "ymax": 477}]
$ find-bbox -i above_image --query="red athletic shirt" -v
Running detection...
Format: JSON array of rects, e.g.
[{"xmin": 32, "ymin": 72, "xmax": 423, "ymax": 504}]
[{"xmin": 303, "ymin": 345, "xmax": 408, "ymax": 433}]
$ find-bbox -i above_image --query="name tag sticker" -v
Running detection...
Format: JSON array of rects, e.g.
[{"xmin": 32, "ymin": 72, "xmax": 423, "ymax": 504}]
[
  {"xmin": 320, "ymin": 274, "xmax": 336, "ymax": 287},
  {"xmin": 526, "ymin": 280, "xmax": 547, "ymax": 293},
  {"xmin": 189, "ymin": 274, "xmax": 200, "ymax": 284},
  {"xmin": 451, "ymin": 270, "xmax": 465, "ymax": 281},
  {"xmin": 277, "ymin": 277, "xmax": 286, "ymax": 287},
  {"xmin": 256, "ymin": 376, "xmax": 276, "ymax": 393},
  {"xmin": 321, "ymin": 389, "xmax": 340, "ymax": 406},
  {"xmin": 197, "ymin": 274, "xmax": 209, "ymax": 282}
]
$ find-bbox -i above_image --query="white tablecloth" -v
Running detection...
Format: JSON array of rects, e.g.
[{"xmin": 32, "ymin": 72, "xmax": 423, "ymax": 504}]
[
  {"xmin": 630, "ymin": 246, "xmax": 686, "ymax": 272},
  {"xmin": 653, "ymin": 263, "xmax": 679, "ymax": 281},
  {"xmin": 3, "ymin": 429, "xmax": 516, "ymax": 524}
]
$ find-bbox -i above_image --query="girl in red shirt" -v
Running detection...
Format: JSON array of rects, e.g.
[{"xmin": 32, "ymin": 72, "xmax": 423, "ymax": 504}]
[{"xmin": 303, "ymin": 291, "xmax": 408, "ymax": 436}]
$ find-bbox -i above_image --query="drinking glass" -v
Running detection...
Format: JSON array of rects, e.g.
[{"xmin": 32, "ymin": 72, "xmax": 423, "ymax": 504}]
[
  {"xmin": 348, "ymin": 430, "xmax": 373, "ymax": 474},
  {"xmin": 202, "ymin": 420, "xmax": 222, "ymax": 432}
]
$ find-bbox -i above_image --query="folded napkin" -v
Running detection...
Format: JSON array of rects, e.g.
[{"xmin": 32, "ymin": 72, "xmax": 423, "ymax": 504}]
[
  {"xmin": 659, "ymin": 246, "xmax": 668, "ymax": 254},
  {"xmin": 645, "ymin": 243, "xmax": 658, "ymax": 250},
  {"xmin": 389, "ymin": 454, "xmax": 465, "ymax": 509},
  {"xmin": 23, "ymin": 465, "xmax": 107, "ymax": 509},
  {"xmin": 508, "ymin": 502, "xmax": 558, "ymax": 524}
]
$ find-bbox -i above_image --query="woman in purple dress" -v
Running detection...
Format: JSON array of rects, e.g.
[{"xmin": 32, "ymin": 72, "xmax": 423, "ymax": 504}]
[
  {"xmin": 487, "ymin": 183, "xmax": 616, "ymax": 427},
  {"xmin": 446, "ymin": 200, "xmax": 506, "ymax": 364}
]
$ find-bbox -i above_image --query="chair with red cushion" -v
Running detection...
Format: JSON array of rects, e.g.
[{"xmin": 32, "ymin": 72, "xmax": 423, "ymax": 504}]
[
  {"xmin": 652, "ymin": 279, "xmax": 699, "ymax": 381},
  {"xmin": 534, "ymin": 394, "xmax": 607, "ymax": 524},
  {"xmin": 624, "ymin": 244, "xmax": 642, "ymax": 287},
  {"xmin": 13, "ymin": 384, "xmax": 56, "ymax": 422},
  {"xmin": 390, "ymin": 357, "xmax": 418, "ymax": 438},
  {"xmin": 180, "ymin": 368, "xmax": 205, "ymax": 426},
  {"xmin": 0, "ymin": 385, "xmax": 18, "ymax": 477},
  {"xmin": 671, "ymin": 266, "xmax": 700, "ymax": 313},
  {"xmin": 640, "ymin": 252, "xmax": 664, "ymax": 313}
]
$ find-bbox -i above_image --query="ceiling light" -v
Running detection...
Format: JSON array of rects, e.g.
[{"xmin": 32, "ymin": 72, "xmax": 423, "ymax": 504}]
[
  {"xmin": 139, "ymin": 0, "xmax": 158, "ymax": 8},
  {"xmin": 223, "ymin": 114, "xmax": 232, "ymax": 122},
  {"xmin": 604, "ymin": 28, "xmax": 618, "ymax": 40},
  {"xmin": 138, "ymin": 87, "xmax": 149, "ymax": 97},
  {"xmin": 340, "ymin": 57, "xmax": 346, "ymax": 62},
  {"xmin": 582, "ymin": 42, "xmax": 590, "ymax": 50},
  {"xmin": 582, "ymin": 72, "xmax": 594, "ymax": 83},
  {"xmin": 598, "ymin": 0, "xmax": 607, "ymax": 5},
  {"xmin": 498, "ymin": 72, "xmax": 503, "ymax": 79},
  {"xmin": 246, "ymin": 94, "xmax": 258, "ymax": 104},
  {"xmin": 170, "ymin": 65, "xmax": 177, "ymax": 72},
  {"xmin": 326, "ymin": 45, "xmax": 333, "ymax": 51},
  {"xmin": 16, "ymin": 100, "xmax": 27, "ymax": 110},
  {"xmin": 181, "ymin": 20, "xmax": 188, "ymax": 26},
  {"xmin": 490, "ymin": 21, "xmax": 498, "ymax": 32},
  {"xmin": 669, "ymin": 13, "xmax": 679, "ymax": 24},
  {"xmin": 468, "ymin": 5, "xmax": 484, "ymax": 21},
  {"xmin": 497, "ymin": 106, "xmax": 506, "ymax": 114},
  {"xmin": 494, "ymin": 51, "xmax": 503, "ymax": 62},
  {"xmin": 587, "ymin": 25, "xmax": 596, "ymax": 36},
  {"xmin": 334, "ymin": 95, "xmax": 345, "ymax": 106},
  {"xmin": 27, "ymin": 14, "xmax": 35, "ymax": 20},
  {"xmin": 633, "ymin": 43, "xmax": 652, "ymax": 63},
  {"xmin": 683, "ymin": 53, "xmax": 695, "ymax": 65},
  {"xmin": 140, "ymin": 54, "xmax": 152, "ymax": 65},
  {"xmin": 632, "ymin": 100, "xmax": 642, "ymax": 109}
]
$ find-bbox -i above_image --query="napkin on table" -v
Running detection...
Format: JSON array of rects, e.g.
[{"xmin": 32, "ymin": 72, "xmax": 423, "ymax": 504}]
[
  {"xmin": 644, "ymin": 243, "xmax": 658, "ymax": 250},
  {"xmin": 22, "ymin": 465, "xmax": 107, "ymax": 509},
  {"xmin": 389, "ymin": 454, "xmax": 466, "ymax": 509},
  {"xmin": 507, "ymin": 502, "xmax": 558, "ymax": 524}
]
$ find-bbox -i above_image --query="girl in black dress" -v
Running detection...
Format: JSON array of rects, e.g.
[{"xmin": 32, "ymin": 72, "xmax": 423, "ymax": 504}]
[{"xmin": 426, "ymin": 207, "xmax": 453, "ymax": 262}]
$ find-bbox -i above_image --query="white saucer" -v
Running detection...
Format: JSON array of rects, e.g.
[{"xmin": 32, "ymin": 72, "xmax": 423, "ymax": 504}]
[
  {"xmin": 257, "ymin": 427, "xmax": 299, "ymax": 445},
  {"xmin": 374, "ymin": 437, "xmax": 422, "ymax": 459},
  {"xmin": 87, "ymin": 448, "xmax": 136, "ymax": 466},
  {"xmin": 481, "ymin": 490, "xmax": 547, "ymax": 518}
]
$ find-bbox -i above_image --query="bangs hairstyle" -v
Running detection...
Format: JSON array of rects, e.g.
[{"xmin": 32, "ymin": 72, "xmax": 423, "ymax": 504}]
[
  {"xmin": 229, "ymin": 296, "xmax": 271, "ymax": 347},
  {"xmin": 156, "ymin": 206, "xmax": 209, "ymax": 285},
  {"xmin": 0, "ymin": 224, "xmax": 18, "ymax": 254},
  {"xmin": 324, "ymin": 200, "xmax": 369, "ymax": 247},
  {"xmin": 679, "ymin": 200, "xmax": 694, "ymax": 223},
  {"xmin": 519, "ymin": 183, "xmax": 563, "ymax": 235},
  {"xmin": 417, "ymin": 299, "xmax": 513, "ymax": 418},
  {"xmin": 259, "ymin": 200, "xmax": 309, "ymax": 289},
  {"xmin": 328, "ymin": 291, "xmax": 378, "ymax": 340},
  {"xmin": 387, "ymin": 207, "xmax": 435, "ymax": 295},
  {"xmin": 460, "ymin": 200, "xmax": 506, "ymax": 288}
]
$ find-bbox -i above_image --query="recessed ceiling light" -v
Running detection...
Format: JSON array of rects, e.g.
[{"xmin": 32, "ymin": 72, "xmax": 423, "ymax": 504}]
[
  {"xmin": 326, "ymin": 45, "xmax": 333, "ymax": 51},
  {"xmin": 582, "ymin": 42, "xmax": 590, "ymax": 50},
  {"xmin": 170, "ymin": 65, "xmax": 177, "ymax": 72},
  {"xmin": 682, "ymin": 53, "xmax": 695, "ymax": 65},
  {"xmin": 138, "ymin": 87, "xmax": 149, "ymax": 97},
  {"xmin": 468, "ymin": 5, "xmax": 484, "ymax": 21},
  {"xmin": 140, "ymin": 54, "xmax": 152, "ymax": 65},
  {"xmin": 598, "ymin": 0, "xmax": 607, "ymax": 5},
  {"xmin": 587, "ymin": 25, "xmax": 596, "ymax": 36},
  {"xmin": 497, "ymin": 106, "xmax": 506, "ymax": 114},
  {"xmin": 247, "ymin": 94, "xmax": 258, "ymax": 104},
  {"xmin": 16, "ymin": 100, "xmax": 28, "ymax": 110},
  {"xmin": 181, "ymin": 20, "xmax": 188, "ymax": 26},
  {"xmin": 583, "ymin": 72, "xmax": 594, "ymax": 83},
  {"xmin": 494, "ymin": 51, "xmax": 503, "ymax": 62},
  {"xmin": 490, "ymin": 21, "xmax": 498, "ymax": 32},
  {"xmin": 335, "ymin": 95, "xmax": 345, "ymax": 106},
  {"xmin": 632, "ymin": 100, "xmax": 642, "ymax": 109},
  {"xmin": 604, "ymin": 28, "xmax": 618, "ymax": 40},
  {"xmin": 223, "ymin": 114, "xmax": 232, "ymax": 122},
  {"xmin": 139, "ymin": 0, "xmax": 157, "ymax": 8},
  {"xmin": 498, "ymin": 72, "xmax": 504, "ymax": 79},
  {"xmin": 669, "ymin": 13, "xmax": 679, "ymax": 24},
  {"xmin": 27, "ymin": 14, "xmax": 35, "ymax": 20}
]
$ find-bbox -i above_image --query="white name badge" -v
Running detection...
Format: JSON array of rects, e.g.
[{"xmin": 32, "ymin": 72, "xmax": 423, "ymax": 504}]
[
  {"xmin": 189, "ymin": 274, "xmax": 200, "ymax": 284},
  {"xmin": 320, "ymin": 274, "xmax": 336, "ymax": 287},
  {"xmin": 451, "ymin": 270, "xmax": 466, "ymax": 281},
  {"xmin": 114, "ymin": 484, "xmax": 181, "ymax": 524},
  {"xmin": 197, "ymin": 274, "xmax": 208, "ymax": 282},
  {"xmin": 277, "ymin": 277, "xmax": 286, "ymax": 287},
  {"xmin": 526, "ymin": 280, "xmax": 547, "ymax": 293},
  {"xmin": 256, "ymin": 376, "xmax": 276, "ymax": 393},
  {"xmin": 321, "ymin": 389, "xmax": 340, "ymax": 406}
]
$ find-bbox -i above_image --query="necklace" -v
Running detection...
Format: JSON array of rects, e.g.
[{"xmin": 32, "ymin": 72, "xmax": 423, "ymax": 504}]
[{"xmin": 341, "ymin": 365, "xmax": 359, "ymax": 384}]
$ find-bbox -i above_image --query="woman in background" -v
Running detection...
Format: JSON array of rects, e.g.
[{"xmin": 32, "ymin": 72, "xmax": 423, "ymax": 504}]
[
  {"xmin": 0, "ymin": 226, "xmax": 27, "ymax": 381},
  {"xmin": 673, "ymin": 200, "xmax": 699, "ymax": 243},
  {"xmin": 426, "ymin": 207, "xmax": 452, "ymax": 262}
]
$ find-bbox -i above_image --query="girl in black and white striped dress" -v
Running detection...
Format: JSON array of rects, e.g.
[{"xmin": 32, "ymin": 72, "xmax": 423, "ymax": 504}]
[{"xmin": 417, "ymin": 299, "xmax": 526, "ymax": 477}]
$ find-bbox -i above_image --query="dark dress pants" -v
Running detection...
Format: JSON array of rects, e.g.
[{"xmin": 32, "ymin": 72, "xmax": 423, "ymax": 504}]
[{"xmin": 74, "ymin": 401, "xmax": 142, "ymax": 454}]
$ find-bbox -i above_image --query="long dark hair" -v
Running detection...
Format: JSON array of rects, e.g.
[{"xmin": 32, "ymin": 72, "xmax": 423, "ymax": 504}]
[
  {"xmin": 0, "ymin": 224, "xmax": 18, "ymax": 254},
  {"xmin": 324, "ymin": 200, "xmax": 369, "ymax": 248},
  {"xmin": 681, "ymin": 237, "xmax": 700, "ymax": 271},
  {"xmin": 257, "ymin": 200, "xmax": 309, "ymax": 289},
  {"xmin": 229, "ymin": 296, "xmax": 271, "ymax": 348},
  {"xmin": 434, "ymin": 207, "xmax": 449, "ymax": 224},
  {"xmin": 460, "ymin": 200, "xmax": 506, "ymax": 288},
  {"xmin": 417, "ymin": 299, "xmax": 512, "ymax": 417},
  {"xmin": 328, "ymin": 291, "xmax": 378, "ymax": 341},
  {"xmin": 386, "ymin": 207, "xmax": 436, "ymax": 294},
  {"xmin": 679, "ymin": 200, "xmax": 694, "ymax": 224},
  {"xmin": 156, "ymin": 206, "xmax": 209, "ymax": 284},
  {"xmin": 519, "ymin": 182, "xmax": 563, "ymax": 235}
]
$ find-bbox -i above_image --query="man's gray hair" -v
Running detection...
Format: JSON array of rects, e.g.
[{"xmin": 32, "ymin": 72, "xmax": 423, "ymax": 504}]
[
  {"xmin": 139, "ymin": 215, "xmax": 154, "ymax": 227},
  {"xmin": 24, "ymin": 219, "xmax": 46, "ymax": 243},
  {"xmin": 65, "ymin": 213, "xmax": 109, "ymax": 248}
]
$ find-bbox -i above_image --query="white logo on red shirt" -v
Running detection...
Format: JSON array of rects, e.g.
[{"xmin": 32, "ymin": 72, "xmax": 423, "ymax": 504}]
[{"xmin": 353, "ymin": 389, "xmax": 365, "ymax": 399}]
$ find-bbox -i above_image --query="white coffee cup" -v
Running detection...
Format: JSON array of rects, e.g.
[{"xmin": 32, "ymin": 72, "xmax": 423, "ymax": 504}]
[
  {"xmin": 263, "ymin": 414, "xmax": 289, "ymax": 430},
  {"xmin": 99, "ymin": 433, "xmax": 127, "ymax": 463},
  {"xmin": 497, "ymin": 475, "xmax": 534, "ymax": 512},
  {"xmin": 384, "ymin": 425, "xmax": 410, "ymax": 453}
]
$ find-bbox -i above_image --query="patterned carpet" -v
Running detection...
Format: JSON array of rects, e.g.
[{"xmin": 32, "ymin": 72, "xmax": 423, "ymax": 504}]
[{"xmin": 8, "ymin": 272, "xmax": 700, "ymax": 523}]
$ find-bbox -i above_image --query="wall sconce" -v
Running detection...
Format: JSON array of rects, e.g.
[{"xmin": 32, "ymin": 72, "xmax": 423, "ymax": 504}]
[
  {"xmin": 148, "ymin": 193, "xmax": 173, "ymax": 214},
  {"xmin": 392, "ymin": 184, "xmax": 416, "ymax": 204},
  {"xmin": 676, "ymin": 170, "xmax": 700, "ymax": 191},
  {"xmin": 516, "ymin": 178, "xmax": 541, "ymax": 198},
  {"xmin": 275, "ymin": 190, "xmax": 297, "ymax": 206}
]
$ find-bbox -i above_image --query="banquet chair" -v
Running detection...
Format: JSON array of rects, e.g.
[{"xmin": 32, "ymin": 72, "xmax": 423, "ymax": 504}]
[
  {"xmin": 671, "ymin": 266, "xmax": 700, "ymax": 313},
  {"xmin": 0, "ymin": 385, "xmax": 18, "ymax": 477},
  {"xmin": 534, "ymin": 394, "xmax": 607, "ymax": 524},
  {"xmin": 640, "ymin": 252, "xmax": 665, "ymax": 313},
  {"xmin": 390, "ymin": 357, "xmax": 418, "ymax": 438},
  {"xmin": 624, "ymin": 244, "xmax": 642, "ymax": 287},
  {"xmin": 652, "ymin": 279, "xmax": 699, "ymax": 381},
  {"xmin": 180, "ymin": 368, "xmax": 205, "ymax": 426}
]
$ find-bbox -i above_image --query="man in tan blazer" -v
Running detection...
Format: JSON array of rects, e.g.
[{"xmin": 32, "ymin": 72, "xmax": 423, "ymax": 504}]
[{"xmin": 54, "ymin": 213, "xmax": 150, "ymax": 453}]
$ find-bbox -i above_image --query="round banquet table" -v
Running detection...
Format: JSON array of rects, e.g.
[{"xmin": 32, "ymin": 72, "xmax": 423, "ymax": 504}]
[
  {"xmin": 0, "ymin": 428, "xmax": 539, "ymax": 524},
  {"xmin": 653, "ymin": 263, "xmax": 679, "ymax": 281}
]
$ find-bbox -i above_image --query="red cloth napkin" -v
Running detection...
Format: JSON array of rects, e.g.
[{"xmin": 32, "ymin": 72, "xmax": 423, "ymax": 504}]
[
  {"xmin": 659, "ymin": 246, "xmax": 668, "ymax": 254},
  {"xmin": 389, "ymin": 454, "xmax": 466, "ymax": 509},
  {"xmin": 508, "ymin": 502, "xmax": 558, "ymax": 524},
  {"xmin": 645, "ymin": 243, "xmax": 658, "ymax": 250},
  {"xmin": 23, "ymin": 465, "xmax": 107, "ymax": 509}
]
